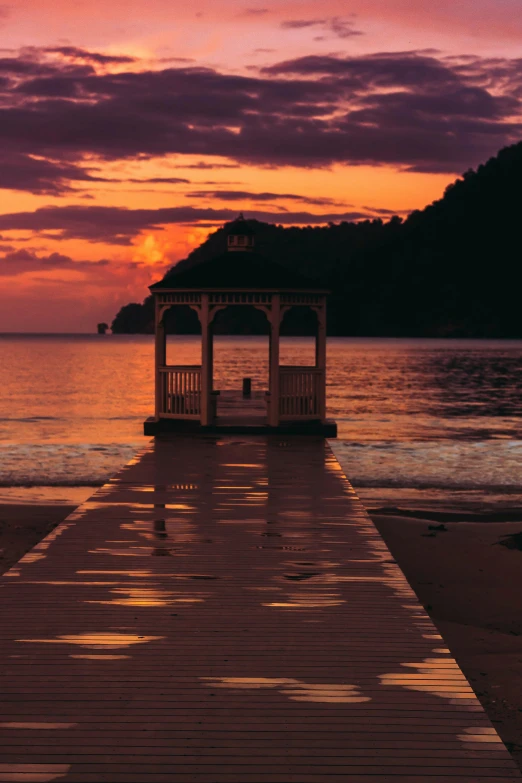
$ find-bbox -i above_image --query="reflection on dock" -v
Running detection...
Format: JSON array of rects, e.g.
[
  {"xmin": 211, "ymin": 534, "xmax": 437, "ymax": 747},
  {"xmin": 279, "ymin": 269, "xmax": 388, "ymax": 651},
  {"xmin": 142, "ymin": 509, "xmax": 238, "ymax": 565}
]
[{"xmin": 0, "ymin": 436, "xmax": 519, "ymax": 781}]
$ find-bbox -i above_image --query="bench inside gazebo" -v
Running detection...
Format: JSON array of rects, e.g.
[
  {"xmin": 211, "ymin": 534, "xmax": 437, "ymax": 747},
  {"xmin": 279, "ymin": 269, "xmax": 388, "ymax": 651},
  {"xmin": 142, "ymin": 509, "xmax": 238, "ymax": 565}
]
[{"xmin": 144, "ymin": 216, "xmax": 337, "ymax": 436}]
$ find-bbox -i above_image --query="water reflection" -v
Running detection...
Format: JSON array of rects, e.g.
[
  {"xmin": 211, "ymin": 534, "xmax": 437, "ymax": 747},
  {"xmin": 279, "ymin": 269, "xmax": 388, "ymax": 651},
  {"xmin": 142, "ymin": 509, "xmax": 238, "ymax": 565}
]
[
  {"xmin": 86, "ymin": 586, "xmax": 207, "ymax": 606},
  {"xmin": 327, "ymin": 339, "xmax": 522, "ymax": 440},
  {"xmin": 380, "ymin": 657, "xmax": 478, "ymax": 704},
  {"xmin": 70, "ymin": 654, "xmax": 129, "ymax": 660},
  {"xmin": 458, "ymin": 727, "xmax": 504, "ymax": 744},
  {"xmin": 89, "ymin": 546, "xmax": 159, "ymax": 557},
  {"xmin": 17, "ymin": 524, "xmax": 72, "ymax": 566},
  {"xmin": 202, "ymin": 676, "xmax": 370, "ymax": 704},
  {"xmin": 264, "ymin": 591, "xmax": 344, "ymax": 608},
  {"xmin": 77, "ymin": 570, "xmax": 154, "ymax": 577},
  {"xmin": 17, "ymin": 632, "xmax": 163, "ymax": 649},
  {"xmin": 2, "ymin": 337, "xmax": 522, "ymax": 492},
  {"xmin": 80, "ymin": 501, "xmax": 195, "ymax": 512},
  {"xmin": 0, "ymin": 723, "xmax": 76, "ymax": 729},
  {"xmin": 120, "ymin": 518, "xmax": 200, "ymax": 545}
]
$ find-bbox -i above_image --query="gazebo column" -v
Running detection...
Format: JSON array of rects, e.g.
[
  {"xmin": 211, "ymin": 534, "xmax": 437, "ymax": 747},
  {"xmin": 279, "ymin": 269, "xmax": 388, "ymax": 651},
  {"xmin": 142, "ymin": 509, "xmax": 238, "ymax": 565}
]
[
  {"xmin": 268, "ymin": 294, "xmax": 281, "ymax": 427},
  {"xmin": 315, "ymin": 305, "xmax": 327, "ymax": 423},
  {"xmin": 200, "ymin": 293, "xmax": 213, "ymax": 426},
  {"xmin": 154, "ymin": 301, "xmax": 166, "ymax": 420}
]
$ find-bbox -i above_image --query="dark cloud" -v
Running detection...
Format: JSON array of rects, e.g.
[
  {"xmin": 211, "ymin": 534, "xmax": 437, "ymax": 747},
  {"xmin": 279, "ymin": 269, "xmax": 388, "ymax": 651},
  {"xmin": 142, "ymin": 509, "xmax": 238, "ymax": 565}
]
[
  {"xmin": 177, "ymin": 221, "xmax": 225, "ymax": 228},
  {"xmin": 362, "ymin": 205, "xmax": 402, "ymax": 215},
  {"xmin": 281, "ymin": 16, "xmax": 363, "ymax": 38},
  {"xmin": 185, "ymin": 189, "xmax": 343, "ymax": 206},
  {"xmin": 243, "ymin": 7, "xmax": 270, "ymax": 15},
  {"xmin": 125, "ymin": 176, "xmax": 190, "ymax": 184},
  {"xmin": 281, "ymin": 19, "xmax": 323, "ymax": 29},
  {"xmin": 180, "ymin": 161, "xmax": 240, "ymax": 170},
  {"xmin": 0, "ymin": 53, "xmax": 93, "ymax": 78},
  {"xmin": 0, "ymin": 205, "xmax": 373, "ymax": 244},
  {"xmin": 0, "ymin": 46, "xmax": 519, "ymax": 193},
  {"xmin": 157, "ymin": 56, "xmax": 195, "ymax": 64},
  {"xmin": 0, "ymin": 153, "xmax": 106, "ymax": 195},
  {"xmin": 262, "ymin": 51, "xmax": 460, "ymax": 87},
  {"xmin": 328, "ymin": 17, "xmax": 364, "ymax": 38},
  {"xmin": 47, "ymin": 46, "xmax": 136, "ymax": 66},
  {"xmin": 0, "ymin": 155, "xmax": 190, "ymax": 197},
  {"xmin": 0, "ymin": 248, "xmax": 110, "ymax": 276}
]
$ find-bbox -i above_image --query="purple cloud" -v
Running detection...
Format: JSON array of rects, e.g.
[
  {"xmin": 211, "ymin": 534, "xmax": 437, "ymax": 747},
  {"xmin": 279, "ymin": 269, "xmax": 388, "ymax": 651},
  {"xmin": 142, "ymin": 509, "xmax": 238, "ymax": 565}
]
[
  {"xmin": 46, "ymin": 46, "xmax": 136, "ymax": 66},
  {"xmin": 0, "ymin": 205, "xmax": 374, "ymax": 244},
  {"xmin": 281, "ymin": 19, "xmax": 324, "ymax": 29},
  {"xmin": 362, "ymin": 205, "xmax": 403, "ymax": 215},
  {"xmin": 0, "ymin": 153, "xmax": 107, "ymax": 195},
  {"xmin": 124, "ymin": 176, "xmax": 190, "ymax": 184},
  {"xmin": 281, "ymin": 16, "xmax": 363, "ymax": 39},
  {"xmin": 0, "ymin": 248, "xmax": 110, "ymax": 276},
  {"xmin": 0, "ymin": 46, "xmax": 519, "ymax": 194},
  {"xmin": 184, "ymin": 189, "xmax": 344, "ymax": 206},
  {"xmin": 180, "ymin": 161, "xmax": 240, "ymax": 170}
]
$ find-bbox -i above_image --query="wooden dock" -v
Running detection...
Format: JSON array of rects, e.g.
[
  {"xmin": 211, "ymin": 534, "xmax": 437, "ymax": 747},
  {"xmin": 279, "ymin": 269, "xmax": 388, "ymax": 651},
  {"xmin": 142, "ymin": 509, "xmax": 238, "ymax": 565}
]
[{"xmin": 0, "ymin": 435, "xmax": 519, "ymax": 782}]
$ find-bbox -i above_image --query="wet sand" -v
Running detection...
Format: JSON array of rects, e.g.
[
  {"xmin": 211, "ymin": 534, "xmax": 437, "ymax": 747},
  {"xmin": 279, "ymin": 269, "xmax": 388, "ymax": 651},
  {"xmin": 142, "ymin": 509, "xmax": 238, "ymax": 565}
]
[
  {"xmin": 373, "ymin": 510, "xmax": 522, "ymax": 770},
  {"xmin": 1, "ymin": 502, "xmax": 522, "ymax": 770},
  {"xmin": 0, "ymin": 504, "xmax": 76, "ymax": 575}
]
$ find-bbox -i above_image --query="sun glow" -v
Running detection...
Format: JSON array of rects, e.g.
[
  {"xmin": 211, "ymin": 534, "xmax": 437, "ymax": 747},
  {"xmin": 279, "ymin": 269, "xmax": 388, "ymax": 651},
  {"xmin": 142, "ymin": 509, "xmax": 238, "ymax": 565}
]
[
  {"xmin": 132, "ymin": 233, "xmax": 171, "ymax": 267},
  {"xmin": 0, "ymin": 0, "xmax": 518, "ymax": 329}
]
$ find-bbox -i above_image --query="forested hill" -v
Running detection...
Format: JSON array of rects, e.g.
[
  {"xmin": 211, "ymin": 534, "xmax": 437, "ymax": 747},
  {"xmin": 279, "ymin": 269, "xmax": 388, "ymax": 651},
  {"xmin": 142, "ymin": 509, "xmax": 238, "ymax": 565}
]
[{"xmin": 111, "ymin": 141, "xmax": 522, "ymax": 337}]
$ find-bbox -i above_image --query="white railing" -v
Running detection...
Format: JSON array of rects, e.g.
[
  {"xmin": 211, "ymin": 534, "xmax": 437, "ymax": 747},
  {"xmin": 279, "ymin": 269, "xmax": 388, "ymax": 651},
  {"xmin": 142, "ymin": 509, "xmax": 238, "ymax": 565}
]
[
  {"xmin": 279, "ymin": 366, "xmax": 324, "ymax": 420},
  {"xmin": 158, "ymin": 366, "xmax": 201, "ymax": 418}
]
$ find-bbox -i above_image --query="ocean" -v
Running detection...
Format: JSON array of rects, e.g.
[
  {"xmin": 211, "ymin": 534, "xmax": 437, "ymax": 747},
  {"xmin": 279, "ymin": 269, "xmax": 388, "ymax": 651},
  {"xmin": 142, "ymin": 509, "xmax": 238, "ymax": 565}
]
[{"xmin": 1, "ymin": 333, "xmax": 521, "ymax": 512}]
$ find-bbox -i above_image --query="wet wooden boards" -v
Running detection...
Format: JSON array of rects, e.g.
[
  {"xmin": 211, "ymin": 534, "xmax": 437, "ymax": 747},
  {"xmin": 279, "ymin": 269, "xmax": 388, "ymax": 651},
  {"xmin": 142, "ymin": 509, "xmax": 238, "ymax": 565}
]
[{"xmin": 0, "ymin": 436, "xmax": 519, "ymax": 782}]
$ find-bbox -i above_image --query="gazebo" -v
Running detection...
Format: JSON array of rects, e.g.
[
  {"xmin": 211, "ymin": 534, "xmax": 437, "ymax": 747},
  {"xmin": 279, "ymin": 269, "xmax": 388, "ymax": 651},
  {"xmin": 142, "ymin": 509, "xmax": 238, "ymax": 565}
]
[{"xmin": 144, "ymin": 216, "xmax": 336, "ymax": 436}]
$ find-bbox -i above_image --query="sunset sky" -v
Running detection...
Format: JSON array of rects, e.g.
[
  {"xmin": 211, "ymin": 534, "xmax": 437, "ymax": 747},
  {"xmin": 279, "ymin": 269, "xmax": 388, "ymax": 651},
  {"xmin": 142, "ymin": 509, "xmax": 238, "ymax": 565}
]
[{"xmin": 1, "ymin": 0, "xmax": 520, "ymax": 331}]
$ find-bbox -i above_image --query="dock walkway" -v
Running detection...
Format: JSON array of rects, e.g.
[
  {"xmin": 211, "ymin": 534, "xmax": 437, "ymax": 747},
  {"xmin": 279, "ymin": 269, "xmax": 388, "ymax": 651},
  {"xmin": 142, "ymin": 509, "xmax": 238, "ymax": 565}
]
[{"xmin": 0, "ymin": 436, "xmax": 520, "ymax": 782}]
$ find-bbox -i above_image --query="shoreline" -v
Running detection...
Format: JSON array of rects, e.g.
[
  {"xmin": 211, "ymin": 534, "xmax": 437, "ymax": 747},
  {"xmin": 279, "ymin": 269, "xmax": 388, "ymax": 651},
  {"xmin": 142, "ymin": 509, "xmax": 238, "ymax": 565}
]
[
  {"xmin": 373, "ymin": 511, "xmax": 522, "ymax": 770},
  {"xmin": 1, "ymin": 500, "xmax": 521, "ymax": 771},
  {"xmin": 0, "ymin": 503, "xmax": 77, "ymax": 575}
]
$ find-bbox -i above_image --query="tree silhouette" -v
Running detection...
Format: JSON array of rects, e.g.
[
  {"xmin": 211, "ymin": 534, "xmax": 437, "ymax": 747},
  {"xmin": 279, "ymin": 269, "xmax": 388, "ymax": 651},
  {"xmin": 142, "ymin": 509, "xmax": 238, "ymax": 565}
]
[{"xmin": 111, "ymin": 140, "xmax": 522, "ymax": 338}]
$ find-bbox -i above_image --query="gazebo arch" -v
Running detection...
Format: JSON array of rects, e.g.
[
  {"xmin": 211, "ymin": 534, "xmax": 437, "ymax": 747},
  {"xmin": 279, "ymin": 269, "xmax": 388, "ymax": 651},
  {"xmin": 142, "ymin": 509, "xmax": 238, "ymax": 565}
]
[{"xmin": 144, "ymin": 215, "xmax": 336, "ymax": 436}]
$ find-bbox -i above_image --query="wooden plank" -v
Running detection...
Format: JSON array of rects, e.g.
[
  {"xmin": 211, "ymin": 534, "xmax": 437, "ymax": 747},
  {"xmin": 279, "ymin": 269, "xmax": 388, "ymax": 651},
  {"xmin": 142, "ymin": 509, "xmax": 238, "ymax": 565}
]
[{"xmin": 0, "ymin": 436, "xmax": 519, "ymax": 782}]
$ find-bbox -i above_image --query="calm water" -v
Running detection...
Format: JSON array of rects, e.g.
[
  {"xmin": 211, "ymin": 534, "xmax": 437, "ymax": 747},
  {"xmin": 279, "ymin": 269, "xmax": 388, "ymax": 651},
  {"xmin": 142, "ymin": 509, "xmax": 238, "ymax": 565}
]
[{"xmin": 1, "ymin": 334, "xmax": 522, "ymax": 512}]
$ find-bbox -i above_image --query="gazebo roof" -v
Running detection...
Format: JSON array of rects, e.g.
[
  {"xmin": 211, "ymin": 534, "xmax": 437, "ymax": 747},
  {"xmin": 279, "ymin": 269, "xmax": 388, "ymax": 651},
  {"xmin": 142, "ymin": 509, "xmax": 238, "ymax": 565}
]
[
  {"xmin": 225, "ymin": 212, "xmax": 255, "ymax": 237},
  {"xmin": 150, "ymin": 249, "xmax": 323, "ymax": 291}
]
